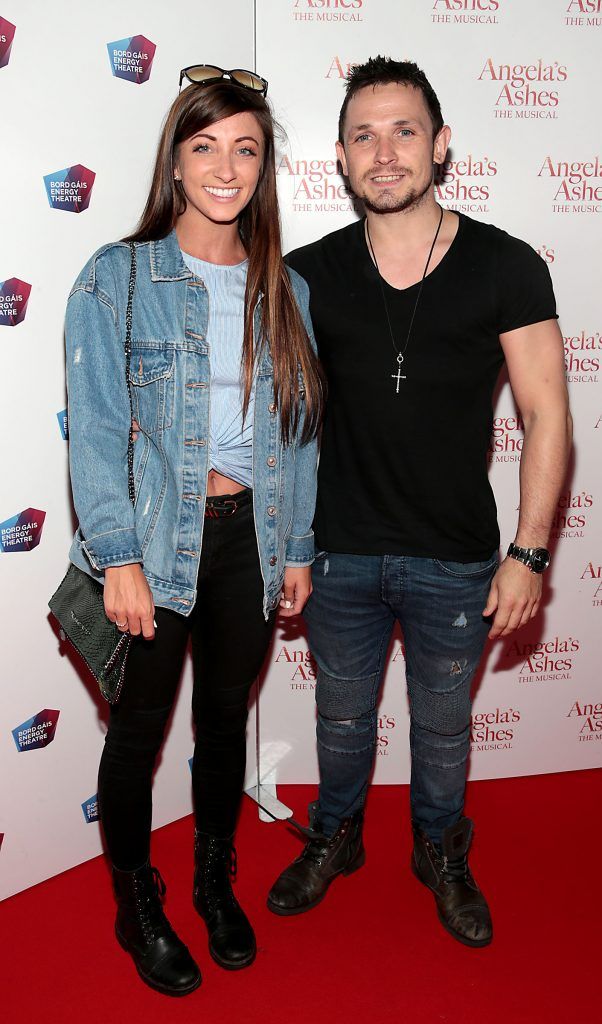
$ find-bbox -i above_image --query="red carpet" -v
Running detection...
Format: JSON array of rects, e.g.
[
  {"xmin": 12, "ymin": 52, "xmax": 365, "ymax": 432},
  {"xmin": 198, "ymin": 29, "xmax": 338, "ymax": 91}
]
[{"xmin": 3, "ymin": 772, "xmax": 601, "ymax": 1024}]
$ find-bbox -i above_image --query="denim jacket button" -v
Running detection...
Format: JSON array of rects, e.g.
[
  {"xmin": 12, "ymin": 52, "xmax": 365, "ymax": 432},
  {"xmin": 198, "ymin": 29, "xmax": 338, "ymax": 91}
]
[
  {"xmin": 269, "ymin": 555, "xmax": 277, "ymax": 566},
  {"xmin": 267, "ymin": 456, "xmax": 276, "ymax": 467},
  {"xmin": 268, "ymin": 402, "xmax": 276, "ymax": 414},
  {"xmin": 267, "ymin": 506, "xmax": 277, "ymax": 517}
]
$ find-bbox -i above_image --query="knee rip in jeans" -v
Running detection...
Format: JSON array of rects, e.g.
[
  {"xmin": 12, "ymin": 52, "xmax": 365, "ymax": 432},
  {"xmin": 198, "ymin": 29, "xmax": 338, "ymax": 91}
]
[
  {"xmin": 409, "ymin": 676, "xmax": 471, "ymax": 737},
  {"xmin": 318, "ymin": 711, "xmax": 375, "ymax": 756},
  {"xmin": 319, "ymin": 711, "xmax": 374, "ymax": 733},
  {"xmin": 449, "ymin": 657, "xmax": 468, "ymax": 676}
]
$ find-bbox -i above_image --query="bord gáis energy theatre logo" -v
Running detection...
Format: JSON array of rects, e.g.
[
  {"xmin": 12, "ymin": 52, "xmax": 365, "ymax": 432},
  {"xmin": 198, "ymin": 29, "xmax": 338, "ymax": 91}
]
[
  {"xmin": 0, "ymin": 278, "xmax": 31, "ymax": 327},
  {"xmin": 0, "ymin": 508, "xmax": 46, "ymax": 552},
  {"xmin": 44, "ymin": 164, "xmax": 96, "ymax": 213},
  {"xmin": 107, "ymin": 35, "xmax": 156, "ymax": 84},
  {"xmin": 0, "ymin": 16, "xmax": 16, "ymax": 67},
  {"xmin": 12, "ymin": 710, "xmax": 60, "ymax": 752}
]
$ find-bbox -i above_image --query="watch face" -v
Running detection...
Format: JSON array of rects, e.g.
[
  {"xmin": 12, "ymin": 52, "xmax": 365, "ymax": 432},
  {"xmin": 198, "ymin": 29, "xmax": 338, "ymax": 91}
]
[{"xmin": 531, "ymin": 548, "xmax": 551, "ymax": 573}]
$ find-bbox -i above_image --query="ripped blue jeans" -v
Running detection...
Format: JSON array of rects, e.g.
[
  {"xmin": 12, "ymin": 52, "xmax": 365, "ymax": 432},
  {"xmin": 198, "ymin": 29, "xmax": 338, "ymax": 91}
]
[{"xmin": 303, "ymin": 551, "xmax": 498, "ymax": 842}]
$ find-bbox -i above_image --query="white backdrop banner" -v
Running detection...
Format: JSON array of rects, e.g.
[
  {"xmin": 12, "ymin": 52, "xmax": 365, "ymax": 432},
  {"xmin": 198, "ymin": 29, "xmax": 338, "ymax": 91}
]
[{"xmin": 1, "ymin": 0, "xmax": 600, "ymax": 901}]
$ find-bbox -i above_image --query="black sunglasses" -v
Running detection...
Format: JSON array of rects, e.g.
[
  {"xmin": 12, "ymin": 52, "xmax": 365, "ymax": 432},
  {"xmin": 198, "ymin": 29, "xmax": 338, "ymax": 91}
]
[{"xmin": 179, "ymin": 64, "xmax": 268, "ymax": 97}]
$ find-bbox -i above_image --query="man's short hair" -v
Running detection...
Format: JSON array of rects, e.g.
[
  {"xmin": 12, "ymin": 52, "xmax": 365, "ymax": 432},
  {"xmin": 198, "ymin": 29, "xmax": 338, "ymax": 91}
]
[{"xmin": 338, "ymin": 56, "xmax": 444, "ymax": 143}]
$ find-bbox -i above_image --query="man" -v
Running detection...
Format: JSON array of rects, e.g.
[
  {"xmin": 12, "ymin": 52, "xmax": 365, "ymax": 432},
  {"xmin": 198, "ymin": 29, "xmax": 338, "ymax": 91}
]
[{"xmin": 268, "ymin": 57, "xmax": 571, "ymax": 947}]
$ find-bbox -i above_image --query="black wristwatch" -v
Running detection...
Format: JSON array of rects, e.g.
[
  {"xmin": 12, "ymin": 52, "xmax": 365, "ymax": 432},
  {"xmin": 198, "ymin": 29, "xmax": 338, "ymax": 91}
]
[{"xmin": 507, "ymin": 543, "xmax": 551, "ymax": 574}]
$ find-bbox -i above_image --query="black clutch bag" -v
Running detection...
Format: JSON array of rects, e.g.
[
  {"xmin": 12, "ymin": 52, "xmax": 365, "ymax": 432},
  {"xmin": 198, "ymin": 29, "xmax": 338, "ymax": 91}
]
[
  {"xmin": 49, "ymin": 242, "xmax": 138, "ymax": 704},
  {"xmin": 49, "ymin": 564, "xmax": 134, "ymax": 703}
]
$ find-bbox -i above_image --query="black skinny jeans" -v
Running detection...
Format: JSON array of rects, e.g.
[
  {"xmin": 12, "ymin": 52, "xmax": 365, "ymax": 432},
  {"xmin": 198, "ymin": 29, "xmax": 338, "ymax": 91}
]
[{"xmin": 98, "ymin": 491, "xmax": 276, "ymax": 870}]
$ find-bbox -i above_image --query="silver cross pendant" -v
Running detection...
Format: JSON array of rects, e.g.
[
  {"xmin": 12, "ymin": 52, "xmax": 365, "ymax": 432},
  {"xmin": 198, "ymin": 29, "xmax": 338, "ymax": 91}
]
[{"xmin": 391, "ymin": 354, "xmax": 406, "ymax": 393}]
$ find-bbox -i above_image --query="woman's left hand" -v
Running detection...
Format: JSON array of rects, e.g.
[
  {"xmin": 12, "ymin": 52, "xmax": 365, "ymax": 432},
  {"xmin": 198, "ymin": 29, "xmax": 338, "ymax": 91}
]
[{"xmin": 280, "ymin": 566, "xmax": 312, "ymax": 617}]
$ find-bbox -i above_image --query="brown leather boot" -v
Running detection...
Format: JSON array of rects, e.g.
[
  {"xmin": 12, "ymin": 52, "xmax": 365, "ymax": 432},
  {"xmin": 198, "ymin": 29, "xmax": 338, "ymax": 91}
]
[
  {"xmin": 267, "ymin": 811, "xmax": 365, "ymax": 916},
  {"xmin": 412, "ymin": 817, "xmax": 492, "ymax": 947}
]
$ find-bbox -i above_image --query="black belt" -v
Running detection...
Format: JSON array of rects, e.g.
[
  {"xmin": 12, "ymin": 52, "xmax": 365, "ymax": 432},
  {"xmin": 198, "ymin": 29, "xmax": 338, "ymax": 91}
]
[{"xmin": 204, "ymin": 487, "xmax": 252, "ymax": 519}]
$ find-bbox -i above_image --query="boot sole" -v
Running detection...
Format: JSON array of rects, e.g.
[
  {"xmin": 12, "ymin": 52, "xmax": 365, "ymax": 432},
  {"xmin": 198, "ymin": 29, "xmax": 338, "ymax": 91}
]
[
  {"xmin": 410, "ymin": 860, "xmax": 493, "ymax": 949},
  {"xmin": 193, "ymin": 900, "xmax": 257, "ymax": 970},
  {"xmin": 209, "ymin": 945, "xmax": 257, "ymax": 971},
  {"xmin": 116, "ymin": 928, "xmax": 202, "ymax": 996},
  {"xmin": 266, "ymin": 848, "xmax": 366, "ymax": 917}
]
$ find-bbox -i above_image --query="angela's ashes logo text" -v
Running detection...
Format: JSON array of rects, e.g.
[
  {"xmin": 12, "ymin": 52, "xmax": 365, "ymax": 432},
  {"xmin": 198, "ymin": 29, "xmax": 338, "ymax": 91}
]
[
  {"xmin": 567, "ymin": 700, "xmax": 602, "ymax": 741},
  {"xmin": 377, "ymin": 715, "xmax": 396, "ymax": 756},
  {"xmin": 292, "ymin": 0, "xmax": 364, "ymax": 21},
  {"xmin": 277, "ymin": 154, "xmax": 353, "ymax": 214},
  {"xmin": 580, "ymin": 562, "xmax": 602, "ymax": 606},
  {"xmin": 550, "ymin": 489, "xmax": 594, "ymax": 539},
  {"xmin": 479, "ymin": 58, "xmax": 568, "ymax": 120},
  {"xmin": 471, "ymin": 707, "xmax": 519, "ymax": 750},
  {"xmin": 488, "ymin": 414, "xmax": 523, "ymax": 463},
  {"xmin": 507, "ymin": 635, "xmax": 579, "ymax": 683},
  {"xmin": 565, "ymin": 1, "xmax": 602, "ymax": 26},
  {"xmin": 275, "ymin": 645, "xmax": 316, "ymax": 689},
  {"xmin": 432, "ymin": 0, "xmax": 501, "ymax": 24},
  {"xmin": 538, "ymin": 156, "xmax": 602, "ymax": 215},
  {"xmin": 563, "ymin": 329, "xmax": 600, "ymax": 382},
  {"xmin": 435, "ymin": 154, "xmax": 497, "ymax": 214}
]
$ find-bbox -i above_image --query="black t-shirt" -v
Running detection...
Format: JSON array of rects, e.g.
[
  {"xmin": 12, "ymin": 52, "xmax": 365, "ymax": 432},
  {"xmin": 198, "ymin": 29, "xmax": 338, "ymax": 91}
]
[{"xmin": 286, "ymin": 213, "xmax": 557, "ymax": 561}]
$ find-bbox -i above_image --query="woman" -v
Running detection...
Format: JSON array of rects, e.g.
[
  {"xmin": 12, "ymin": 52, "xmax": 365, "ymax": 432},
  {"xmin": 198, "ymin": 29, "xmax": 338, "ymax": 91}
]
[{"xmin": 65, "ymin": 66, "xmax": 324, "ymax": 996}]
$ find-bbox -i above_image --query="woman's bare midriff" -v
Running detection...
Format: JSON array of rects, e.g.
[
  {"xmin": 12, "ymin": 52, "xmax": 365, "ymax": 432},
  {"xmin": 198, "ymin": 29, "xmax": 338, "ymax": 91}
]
[{"xmin": 206, "ymin": 468, "xmax": 247, "ymax": 496}]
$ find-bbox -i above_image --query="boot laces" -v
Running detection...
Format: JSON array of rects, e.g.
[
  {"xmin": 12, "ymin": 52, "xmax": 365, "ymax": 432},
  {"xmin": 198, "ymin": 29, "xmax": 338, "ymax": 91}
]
[
  {"xmin": 303, "ymin": 836, "xmax": 329, "ymax": 867},
  {"xmin": 302, "ymin": 824, "xmax": 343, "ymax": 867},
  {"xmin": 135, "ymin": 867, "xmax": 170, "ymax": 943},
  {"xmin": 202, "ymin": 839, "xmax": 238, "ymax": 909},
  {"xmin": 441, "ymin": 852, "xmax": 469, "ymax": 884}
]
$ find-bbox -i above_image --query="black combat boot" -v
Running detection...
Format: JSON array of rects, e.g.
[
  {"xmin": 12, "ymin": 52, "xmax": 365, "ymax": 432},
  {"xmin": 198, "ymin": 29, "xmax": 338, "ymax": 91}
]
[
  {"xmin": 412, "ymin": 816, "xmax": 492, "ymax": 947},
  {"xmin": 267, "ymin": 810, "xmax": 365, "ymax": 916},
  {"xmin": 193, "ymin": 832, "xmax": 256, "ymax": 970},
  {"xmin": 113, "ymin": 862, "xmax": 201, "ymax": 996}
]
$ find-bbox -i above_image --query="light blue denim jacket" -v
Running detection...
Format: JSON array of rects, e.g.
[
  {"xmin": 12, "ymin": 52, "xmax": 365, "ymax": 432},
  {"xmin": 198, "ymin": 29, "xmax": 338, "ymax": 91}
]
[{"xmin": 65, "ymin": 230, "xmax": 317, "ymax": 618}]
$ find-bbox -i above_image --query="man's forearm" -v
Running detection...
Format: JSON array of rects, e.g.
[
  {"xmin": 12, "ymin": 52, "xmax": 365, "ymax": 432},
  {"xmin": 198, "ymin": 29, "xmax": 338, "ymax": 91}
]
[{"xmin": 514, "ymin": 408, "xmax": 573, "ymax": 548}]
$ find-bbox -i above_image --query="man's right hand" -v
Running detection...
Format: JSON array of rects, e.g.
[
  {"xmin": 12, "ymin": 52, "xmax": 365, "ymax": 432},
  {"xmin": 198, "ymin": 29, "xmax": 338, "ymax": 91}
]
[{"xmin": 104, "ymin": 564, "xmax": 155, "ymax": 639}]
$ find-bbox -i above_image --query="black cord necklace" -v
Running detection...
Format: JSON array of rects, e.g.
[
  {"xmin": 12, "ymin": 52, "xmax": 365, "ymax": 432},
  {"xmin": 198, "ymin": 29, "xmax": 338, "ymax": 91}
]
[{"xmin": 366, "ymin": 204, "xmax": 444, "ymax": 392}]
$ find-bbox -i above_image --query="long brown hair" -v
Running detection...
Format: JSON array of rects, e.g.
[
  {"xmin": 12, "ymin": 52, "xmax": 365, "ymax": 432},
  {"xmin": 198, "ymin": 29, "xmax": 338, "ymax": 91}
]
[{"xmin": 125, "ymin": 82, "xmax": 325, "ymax": 445}]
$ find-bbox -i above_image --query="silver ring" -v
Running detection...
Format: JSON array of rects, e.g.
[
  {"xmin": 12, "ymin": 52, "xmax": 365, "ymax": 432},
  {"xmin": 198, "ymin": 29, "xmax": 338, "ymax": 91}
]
[{"xmin": 115, "ymin": 620, "xmax": 127, "ymax": 628}]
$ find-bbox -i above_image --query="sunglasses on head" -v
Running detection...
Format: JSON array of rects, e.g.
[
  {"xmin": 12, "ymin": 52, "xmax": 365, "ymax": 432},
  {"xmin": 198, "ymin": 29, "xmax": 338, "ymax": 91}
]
[{"xmin": 179, "ymin": 64, "xmax": 268, "ymax": 97}]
